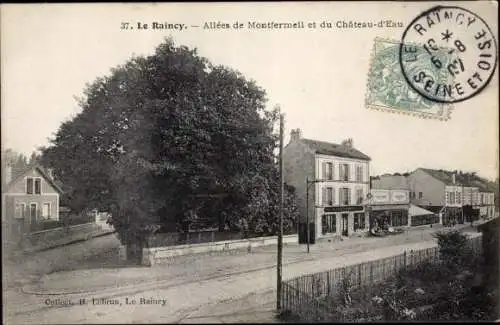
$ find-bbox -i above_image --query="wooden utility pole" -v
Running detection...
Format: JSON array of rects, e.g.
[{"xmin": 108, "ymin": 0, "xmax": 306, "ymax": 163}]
[
  {"xmin": 306, "ymin": 176, "xmax": 310, "ymax": 254},
  {"xmin": 276, "ymin": 113, "xmax": 284, "ymax": 312}
]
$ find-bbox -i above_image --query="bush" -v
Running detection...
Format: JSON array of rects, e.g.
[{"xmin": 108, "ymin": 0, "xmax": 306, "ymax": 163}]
[{"xmin": 433, "ymin": 230, "xmax": 474, "ymax": 269}]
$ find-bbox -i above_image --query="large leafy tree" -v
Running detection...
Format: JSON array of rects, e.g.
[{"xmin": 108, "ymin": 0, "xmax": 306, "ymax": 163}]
[{"xmin": 41, "ymin": 37, "xmax": 298, "ymax": 246}]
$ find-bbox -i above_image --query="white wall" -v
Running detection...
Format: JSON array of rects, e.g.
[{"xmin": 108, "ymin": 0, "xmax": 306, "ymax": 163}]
[{"xmin": 314, "ymin": 154, "xmax": 370, "ymax": 206}]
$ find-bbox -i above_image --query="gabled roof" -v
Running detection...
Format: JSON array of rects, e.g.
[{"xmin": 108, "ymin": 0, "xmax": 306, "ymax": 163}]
[
  {"xmin": 418, "ymin": 168, "xmax": 494, "ymax": 192},
  {"xmin": 4, "ymin": 164, "xmax": 63, "ymax": 194},
  {"xmin": 301, "ymin": 138, "xmax": 371, "ymax": 161}
]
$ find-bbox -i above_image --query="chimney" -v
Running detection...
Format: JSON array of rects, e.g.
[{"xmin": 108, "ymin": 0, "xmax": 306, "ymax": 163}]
[
  {"xmin": 452, "ymin": 172, "xmax": 456, "ymax": 184},
  {"xmin": 290, "ymin": 128, "xmax": 302, "ymax": 142},
  {"xmin": 341, "ymin": 138, "xmax": 353, "ymax": 148},
  {"xmin": 47, "ymin": 168, "xmax": 54, "ymax": 180}
]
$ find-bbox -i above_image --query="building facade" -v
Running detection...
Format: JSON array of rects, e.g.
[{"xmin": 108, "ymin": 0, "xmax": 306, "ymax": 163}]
[
  {"xmin": 284, "ymin": 129, "xmax": 371, "ymax": 242},
  {"xmin": 369, "ymin": 189, "xmax": 410, "ymax": 228},
  {"xmin": 407, "ymin": 168, "xmax": 496, "ymax": 225},
  {"xmin": 2, "ymin": 165, "xmax": 63, "ymax": 245}
]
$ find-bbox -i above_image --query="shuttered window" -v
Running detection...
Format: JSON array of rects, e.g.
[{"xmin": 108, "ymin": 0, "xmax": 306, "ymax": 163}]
[
  {"xmin": 26, "ymin": 178, "xmax": 34, "ymax": 194},
  {"xmin": 322, "ymin": 162, "xmax": 333, "ymax": 180},
  {"xmin": 322, "ymin": 187, "xmax": 334, "ymax": 206},
  {"xmin": 340, "ymin": 188, "xmax": 350, "ymax": 205},
  {"xmin": 356, "ymin": 189, "xmax": 363, "ymax": 204}
]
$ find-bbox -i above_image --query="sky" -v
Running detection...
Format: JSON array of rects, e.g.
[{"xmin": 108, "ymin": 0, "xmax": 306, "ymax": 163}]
[{"xmin": 1, "ymin": 2, "xmax": 499, "ymax": 180}]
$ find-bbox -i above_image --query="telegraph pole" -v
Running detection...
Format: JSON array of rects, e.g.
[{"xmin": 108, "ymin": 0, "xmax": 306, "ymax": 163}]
[
  {"xmin": 306, "ymin": 177, "xmax": 310, "ymax": 254},
  {"xmin": 276, "ymin": 113, "xmax": 284, "ymax": 312}
]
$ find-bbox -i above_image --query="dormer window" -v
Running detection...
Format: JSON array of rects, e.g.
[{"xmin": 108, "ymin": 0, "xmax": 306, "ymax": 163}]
[{"xmin": 26, "ymin": 177, "xmax": 42, "ymax": 194}]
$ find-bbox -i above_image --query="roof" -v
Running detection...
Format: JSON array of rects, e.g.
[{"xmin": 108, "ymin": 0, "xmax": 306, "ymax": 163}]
[
  {"xmin": 372, "ymin": 175, "xmax": 409, "ymax": 190},
  {"xmin": 409, "ymin": 204, "xmax": 435, "ymax": 217},
  {"xmin": 419, "ymin": 168, "xmax": 495, "ymax": 192},
  {"xmin": 4, "ymin": 164, "xmax": 63, "ymax": 194},
  {"xmin": 301, "ymin": 138, "xmax": 371, "ymax": 161}
]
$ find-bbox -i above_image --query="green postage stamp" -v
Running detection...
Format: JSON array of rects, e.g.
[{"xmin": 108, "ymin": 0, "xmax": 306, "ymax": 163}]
[{"xmin": 365, "ymin": 37, "xmax": 453, "ymax": 121}]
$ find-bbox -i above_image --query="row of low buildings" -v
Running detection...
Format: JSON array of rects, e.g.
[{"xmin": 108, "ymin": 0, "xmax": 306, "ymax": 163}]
[{"xmin": 283, "ymin": 129, "xmax": 498, "ymax": 243}]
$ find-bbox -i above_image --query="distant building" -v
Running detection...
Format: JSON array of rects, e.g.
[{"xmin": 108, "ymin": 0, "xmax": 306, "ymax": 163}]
[
  {"xmin": 2, "ymin": 164, "xmax": 63, "ymax": 245},
  {"xmin": 284, "ymin": 129, "xmax": 371, "ymax": 242},
  {"xmin": 407, "ymin": 168, "xmax": 495, "ymax": 225}
]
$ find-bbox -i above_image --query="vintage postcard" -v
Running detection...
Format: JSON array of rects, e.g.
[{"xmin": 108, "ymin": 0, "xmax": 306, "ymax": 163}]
[{"xmin": 1, "ymin": 2, "xmax": 498, "ymax": 324}]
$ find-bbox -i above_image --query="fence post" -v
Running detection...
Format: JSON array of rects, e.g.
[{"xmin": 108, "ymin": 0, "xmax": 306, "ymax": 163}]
[
  {"xmin": 358, "ymin": 264, "xmax": 362, "ymax": 286},
  {"xmin": 327, "ymin": 271, "xmax": 331, "ymax": 296},
  {"xmin": 370, "ymin": 262, "xmax": 373, "ymax": 283}
]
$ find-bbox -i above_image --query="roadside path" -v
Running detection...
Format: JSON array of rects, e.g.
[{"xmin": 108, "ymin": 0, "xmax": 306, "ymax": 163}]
[{"xmin": 4, "ymin": 229, "xmax": 481, "ymax": 324}]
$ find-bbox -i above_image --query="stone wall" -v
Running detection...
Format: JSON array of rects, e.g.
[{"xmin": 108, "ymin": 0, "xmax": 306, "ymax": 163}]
[{"xmin": 120, "ymin": 234, "xmax": 298, "ymax": 266}]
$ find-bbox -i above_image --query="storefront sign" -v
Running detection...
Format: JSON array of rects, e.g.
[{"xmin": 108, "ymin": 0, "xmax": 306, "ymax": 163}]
[
  {"xmin": 391, "ymin": 191, "xmax": 409, "ymax": 204},
  {"xmin": 371, "ymin": 190, "xmax": 390, "ymax": 204},
  {"xmin": 324, "ymin": 206, "xmax": 364, "ymax": 213},
  {"xmin": 370, "ymin": 189, "xmax": 409, "ymax": 205}
]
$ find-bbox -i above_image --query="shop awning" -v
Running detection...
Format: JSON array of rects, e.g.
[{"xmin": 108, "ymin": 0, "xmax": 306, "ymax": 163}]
[{"xmin": 409, "ymin": 204, "xmax": 435, "ymax": 217}]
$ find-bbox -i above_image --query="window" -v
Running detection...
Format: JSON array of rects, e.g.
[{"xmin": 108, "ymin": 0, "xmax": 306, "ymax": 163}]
[
  {"xmin": 418, "ymin": 192, "xmax": 423, "ymax": 199},
  {"xmin": 456, "ymin": 191, "xmax": 461, "ymax": 204},
  {"xmin": 321, "ymin": 214, "xmax": 336, "ymax": 234},
  {"xmin": 449, "ymin": 192, "xmax": 456, "ymax": 204},
  {"xmin": 355, "ymin": 165, "xmax": 363, "ymax": 182},
  {"xmin": 35, "ymin": 179, "xmax": 41, "ymax": 194},
  {"xmin": 322, "ymin": 187, "xmax": 334, "ymax": 206},
  {"xmin": 390, "ymin": 210, "xmax": 409, "ymax": 227},
  {"xmin": 15, "ymin": 203, "xmax": 26, "ymax": 219},
  {"xmin": 354, "ymin": 213, "xmax": 365, "ymax": 231},
  {"xmin": 339, "ymin": 164, "xmax": 350, "ymax": 181},
  {"xmin": 340, "ymin": 188, "xmax": 350, "ymax": 205},
  {"xmin": 42, "ymin": 203, "xmax": 51, "ymax": 220},
  {"xmin": 26, "ymin": 177, "xmax": 42, "ymax": 195},
  {"xmin": 26, "ymin": 178, "xmax": 34, "ymax": 194},
  {"xmin": 323, "ymin": 162, "xmax": 333, "ymax": 180},
  {"xmin": 356, "ymin": 189, "xmax": 364, "ymax": 205}
]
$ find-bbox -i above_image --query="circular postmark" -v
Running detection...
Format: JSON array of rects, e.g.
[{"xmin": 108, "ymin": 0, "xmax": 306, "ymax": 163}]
[{"xmin": 399, "ymin": 6, "xmax": 498, "ymax": 103}]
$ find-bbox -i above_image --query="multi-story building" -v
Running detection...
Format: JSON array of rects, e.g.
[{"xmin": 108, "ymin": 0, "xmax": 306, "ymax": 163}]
[
  {"xmin": 407, "ymin": 168, "xmax": 496, "ymax": 225},
  {"xmin": 284, "ymin": 129, "xmax": 371, "ymax": 242}
]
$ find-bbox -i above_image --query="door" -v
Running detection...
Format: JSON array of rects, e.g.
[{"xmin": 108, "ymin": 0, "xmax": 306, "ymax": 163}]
[
  {"xmin": 30, "ymin": 203, "xmax": 37, "ymax": 226},
  {"xmin": 342, "ymin": 213, "xmax": 349, "ymax": 236}
]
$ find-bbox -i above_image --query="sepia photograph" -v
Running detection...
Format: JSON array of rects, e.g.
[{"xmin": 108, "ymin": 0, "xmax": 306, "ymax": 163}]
[{"xmin": 1, "ymin": 2, "xmax": 499, "ymax": 323}]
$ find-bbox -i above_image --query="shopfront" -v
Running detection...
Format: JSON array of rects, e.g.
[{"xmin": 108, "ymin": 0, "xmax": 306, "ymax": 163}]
[
  {"xmin": 370, "ymin": 205, "xmax": 409, "ymax": 228},
  {"xmin": 319, "ymin": 205, "xmax": 368, "ymax": 237},
  {"xmin": 369, "ymin": 189, "xmax": 410, "ymax": 229},
  {"xmin": 443, "ymin": 206, "xmax": 464, "ymax": 225}
]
